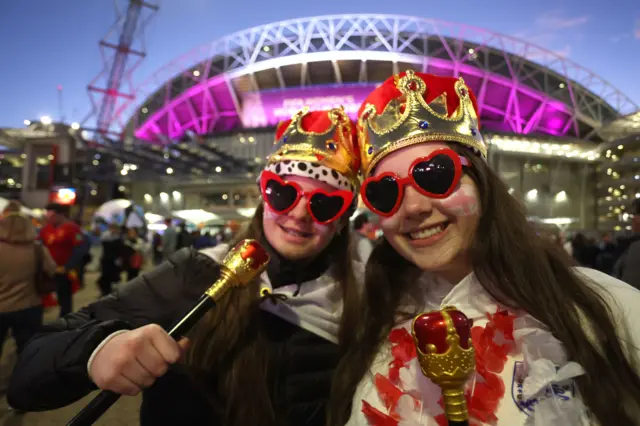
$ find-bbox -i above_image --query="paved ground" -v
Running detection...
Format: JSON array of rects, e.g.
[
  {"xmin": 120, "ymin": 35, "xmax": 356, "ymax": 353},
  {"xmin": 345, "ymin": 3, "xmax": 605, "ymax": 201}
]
[{"xmin": 0, "ymin": 271, "xmax": 142, "ymax": 426}]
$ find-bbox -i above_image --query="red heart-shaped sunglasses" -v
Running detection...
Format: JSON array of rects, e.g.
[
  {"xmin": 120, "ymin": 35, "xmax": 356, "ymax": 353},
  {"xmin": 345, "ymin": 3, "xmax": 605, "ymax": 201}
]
[
  {"xmin": 260, "ymin": 170, "xmax": 354, "ymax": 224},
  {"xmin": 361, "ymin": 148, "xmax": 470, "ymax": 217}
]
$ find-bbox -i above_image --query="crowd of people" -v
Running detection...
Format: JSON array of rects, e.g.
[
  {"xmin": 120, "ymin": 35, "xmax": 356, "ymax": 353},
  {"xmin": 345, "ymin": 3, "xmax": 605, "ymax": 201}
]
[
  {"xmin": 531, "ymin": 204, "xmax": 640, "ymax": 291},
  {"xmin": 565, "ymin": 220, "xmax": 640, "ymax": 289},
  {"xmin": 92, "ymin": 218, "xmax": 229, "ymax": 296},
  {"xmin": 149, "ymin": 219, "xmax": 225, "ymax": 265},
  {"xmin": 1, "ymin": 71, "xmax": 639, "ymax": 426},
  {"xmin": 0, "ymin": 202, "xmax": 232, "ymax": 363}
]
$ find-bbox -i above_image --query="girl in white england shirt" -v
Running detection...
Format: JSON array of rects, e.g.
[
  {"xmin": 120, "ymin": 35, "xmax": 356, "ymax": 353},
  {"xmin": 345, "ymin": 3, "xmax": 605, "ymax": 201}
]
[{"xmin": 327, "ymin": 71, "xmax": 640, "ymax": 426}]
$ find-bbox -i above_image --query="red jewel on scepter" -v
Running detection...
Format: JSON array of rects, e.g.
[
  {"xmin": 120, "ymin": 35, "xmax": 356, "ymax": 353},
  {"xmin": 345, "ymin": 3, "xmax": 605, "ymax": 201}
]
[
  {"xmin": 413, "ymin": 309, "xmax": 473, "ymax": 353},
  {"xmin": 411, "ymin": 307, "xmax": 476, "ymax": 424},
  {"xmin": 237, "ymin": 240, "xmax": 269, "ymax": 269}
]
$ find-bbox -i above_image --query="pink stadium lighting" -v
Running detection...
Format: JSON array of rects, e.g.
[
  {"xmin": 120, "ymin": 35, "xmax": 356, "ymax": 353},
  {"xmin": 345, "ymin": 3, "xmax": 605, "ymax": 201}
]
[{"xmin": 121, "ymin": 15, "xmax": 637, "ymax": 143}]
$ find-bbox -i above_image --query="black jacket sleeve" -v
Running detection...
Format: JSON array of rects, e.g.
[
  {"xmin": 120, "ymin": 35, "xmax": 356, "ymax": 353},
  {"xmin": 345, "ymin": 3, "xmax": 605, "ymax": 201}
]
[{"xmin": 7, "ymin": 247, "xmax": 220, "ymax": 411}]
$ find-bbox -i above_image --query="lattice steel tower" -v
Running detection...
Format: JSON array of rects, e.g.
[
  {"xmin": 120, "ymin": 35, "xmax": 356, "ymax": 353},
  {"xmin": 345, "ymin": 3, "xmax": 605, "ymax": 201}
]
[{"xmin": 84, "ymin": 0, "xmax": 159, "ymax": 139}]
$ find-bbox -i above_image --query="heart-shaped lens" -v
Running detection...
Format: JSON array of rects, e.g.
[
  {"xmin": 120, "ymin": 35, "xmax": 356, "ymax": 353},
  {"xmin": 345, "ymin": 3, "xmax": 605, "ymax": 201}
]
[
  {"xmin": 364, "ymin": 176, "xmax": 400, "ymax": 214},
  {"xmin": 411, "ymin": 154, "xmax": 456, "ymax": 195},
  {"xmin": 264, "ymin": 179, "xmax": 299, "ymax": 212},
  {"xmin": 309, "ymin": 193, "xmax": 346, "ymax": 223}
]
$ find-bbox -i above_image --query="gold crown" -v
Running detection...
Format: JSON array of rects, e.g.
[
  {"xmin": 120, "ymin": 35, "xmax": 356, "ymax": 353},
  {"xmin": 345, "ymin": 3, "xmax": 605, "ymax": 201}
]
[
  {"xmin": 267, "ymin": 107, "xmax": 359, "ymax": 185},
  {"xmin": 358, "ymin": 70, "xmax": 487, "ymax": 178},
  {"xmin": 411, "ymin": 306, "xmax": 476, "ymax": 422}
]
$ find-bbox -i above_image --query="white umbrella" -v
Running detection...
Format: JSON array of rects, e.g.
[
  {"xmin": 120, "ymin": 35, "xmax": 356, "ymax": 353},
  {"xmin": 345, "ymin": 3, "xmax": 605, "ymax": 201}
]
[
  {"xmin": 94, "ymin": 199, "xmax": 146, "ymax": 228},
  {"xmin": 173, "ymin": 209, "xmax": 219, "ymax": 224}
]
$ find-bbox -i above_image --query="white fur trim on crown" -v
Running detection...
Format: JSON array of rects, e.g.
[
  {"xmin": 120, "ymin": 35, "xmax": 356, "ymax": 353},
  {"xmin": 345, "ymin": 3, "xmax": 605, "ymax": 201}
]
[{"xmin": 264, "ymin": 160, "xmax": 355, "ymax": 192}]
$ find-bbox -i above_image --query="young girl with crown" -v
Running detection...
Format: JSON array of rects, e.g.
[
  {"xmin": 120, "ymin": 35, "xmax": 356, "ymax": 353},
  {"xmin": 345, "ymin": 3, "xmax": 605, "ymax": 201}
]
[
  {"xmin": 327, "ymin": 71, "xmax": 640, "ymax": 426},
  {"xmin": 8, "ymin": 108, "xmax": 364, "ymax": 426}
]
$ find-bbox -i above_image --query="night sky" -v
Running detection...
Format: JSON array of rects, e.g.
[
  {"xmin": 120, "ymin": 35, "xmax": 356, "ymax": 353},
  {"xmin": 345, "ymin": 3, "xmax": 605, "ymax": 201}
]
[{"xmin": 0, "ymin": 0, "xmax": 637, "ymax": 129}]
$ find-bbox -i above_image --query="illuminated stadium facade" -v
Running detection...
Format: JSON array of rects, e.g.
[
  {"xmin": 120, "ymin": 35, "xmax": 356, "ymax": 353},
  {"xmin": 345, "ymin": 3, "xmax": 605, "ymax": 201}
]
[{"xmin": 124, "ymin": 15, "xmax": 635, "ymax": 142}]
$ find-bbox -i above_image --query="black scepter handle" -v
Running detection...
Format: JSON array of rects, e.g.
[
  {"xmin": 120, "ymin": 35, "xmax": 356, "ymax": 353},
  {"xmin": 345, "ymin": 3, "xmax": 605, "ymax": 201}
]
[{"xmin": 66, "ymin": 239, "xmax": 270, "ymax": 426}]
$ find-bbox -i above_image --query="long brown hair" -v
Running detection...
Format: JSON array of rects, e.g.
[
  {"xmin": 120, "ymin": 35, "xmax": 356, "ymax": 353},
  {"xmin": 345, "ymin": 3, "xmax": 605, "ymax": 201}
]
[
  {"xmin": 186, "ymin": 202, "xmax": 360, "ymax": 425},
  {"xmin": 328, "ymin": 144, "xmax": 640, "ymax": 425}
]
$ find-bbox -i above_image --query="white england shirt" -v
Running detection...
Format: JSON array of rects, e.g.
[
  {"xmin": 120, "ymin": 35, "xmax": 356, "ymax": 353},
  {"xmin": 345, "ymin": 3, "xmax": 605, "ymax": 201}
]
[{"xmin": 346, "ymin": 268, "xmax": 640, "ymax": 426}]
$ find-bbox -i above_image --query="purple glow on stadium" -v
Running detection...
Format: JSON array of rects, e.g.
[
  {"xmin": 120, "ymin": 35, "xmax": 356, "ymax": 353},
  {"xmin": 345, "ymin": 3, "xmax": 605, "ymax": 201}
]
[
  {"xmin": 125, "ymin": 15, "xmax": 637, "ymax": 144},
  {"xmin": 135, "ymin": 75, "xmax": 240, "ymax": 141},
  {"xmin": 240, "ymin": 85, "xmax": 377, "ymax": 128},
  {"xmin": 135, "ymin": 69, "xmax": 572, "ymax": 141}
]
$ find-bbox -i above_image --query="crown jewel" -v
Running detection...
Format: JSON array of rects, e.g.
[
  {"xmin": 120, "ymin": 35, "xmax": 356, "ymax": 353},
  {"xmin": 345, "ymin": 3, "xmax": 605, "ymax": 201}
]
[
  {"xmin": 358, "ymin": 70, "xmax": 487, "ymax": 178},
  {"xmin": 267, "ymin": 107, "xmax": 359, "ymax": 184}
]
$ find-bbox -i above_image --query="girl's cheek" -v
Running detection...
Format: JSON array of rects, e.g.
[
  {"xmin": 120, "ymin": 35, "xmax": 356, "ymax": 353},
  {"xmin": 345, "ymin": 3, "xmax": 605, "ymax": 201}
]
[
  {"xmin": 265, "ymin": 203, "xmax": 333, "ymax": 234},
  {"xmin": 313, "ymin": 222, "xmax": 333, "ymax": 234},
  {"xmin": 263, "ymin": 205, "xmax": 281, "ymax": 220},
  {"xmin": 435, "ymin": 183, "xmax": 479, "ymax": 217},
  {"xmin": 379, "ymin": 214, "xmax": 402, "ymax": 234}
]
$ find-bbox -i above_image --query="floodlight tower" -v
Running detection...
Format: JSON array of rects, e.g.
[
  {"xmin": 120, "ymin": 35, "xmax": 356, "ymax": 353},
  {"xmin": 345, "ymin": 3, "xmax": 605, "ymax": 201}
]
[
  {"xmin": 84, "ymin": 0, "xmax": 159, "ymax": 140},
  {"xmin": 78, "ymin": 0, "xmax": 158, "ymax": 223}
]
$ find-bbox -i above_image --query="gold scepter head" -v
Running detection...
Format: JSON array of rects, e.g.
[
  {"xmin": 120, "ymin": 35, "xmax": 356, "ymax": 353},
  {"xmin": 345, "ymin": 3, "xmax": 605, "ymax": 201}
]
[
  {"xmin": 411, "ymin": 306, "xmax": 475, "ymax": 423},
  {"xmin": 205, "ymin": 239, "xmax": 270, "ymax": 301}
]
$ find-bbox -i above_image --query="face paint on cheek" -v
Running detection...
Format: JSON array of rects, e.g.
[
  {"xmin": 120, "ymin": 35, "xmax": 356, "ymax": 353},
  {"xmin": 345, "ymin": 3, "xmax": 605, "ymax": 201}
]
[
  {"xmin": 263, "ymin": 205, "xmax": 281, "ymax": 221},
  {"xmin": 313, "ymin": 221, "xmax": 335, "ymax": 235},
  {"xmin": 436, "ymin": 183, "xmax": 479, "ymax": 217},
  {"xmin": 379, "ymin": 214, "xmax": 402, "ymax": 234},
  {"xmin": 265, "ymin": 203, "xmax": 334, "ymax": 235}
]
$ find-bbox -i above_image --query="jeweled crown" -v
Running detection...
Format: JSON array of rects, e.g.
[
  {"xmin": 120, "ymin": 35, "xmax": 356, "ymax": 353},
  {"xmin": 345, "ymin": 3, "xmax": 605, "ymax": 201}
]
[
  {"xmin": 267, "ymin": 107, "xmax": 360, "ymax": 185},
  {"xmin": 358, "ymin": 70, "xmax": 487, "ymax": 178}
]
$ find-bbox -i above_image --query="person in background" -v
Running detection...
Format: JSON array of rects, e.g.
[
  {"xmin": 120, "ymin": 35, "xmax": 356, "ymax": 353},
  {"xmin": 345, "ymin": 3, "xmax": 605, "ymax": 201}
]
[
  {"xmin": 175, "ymin": 222, "xmax": 193, "ymax": 250},
  {"xmin": 595, "ymin": 232, "xmax": 618, "ymax": 275},
  {"xmin": 214, "ymin": 231, "xmax": 225, "ymax": 245},
  {"xmin": 549, "ymin": 225, "xmax": 564, "ymax": 248},
  {"xmin": 122, "ymin": 228, "xmax": 145, "ymax": 280},
  {"xmin": 151, "ymin": 232, "xmax": 163, "ymax": 265},
  {"xmin": 193, "ymin": 230, "xmax": 216, "ymax": 250},
  {"xmin": 570, "ymin": 232, "xmax": 598, "ymax": 268},
  {"xmin": 39, "ymin": 203, "xmax": 85, "ymax": 317},
  {"xmin": 161, "ymin": 218, "xmax": 177, "ymax": 261},
  {"xmin": 614, "ymin": 199, "xmax": 640, "ymax": 289},
  {"xmin": 97, "ymin": 223, "xmax": 123, "ymax": 297},
  {"xmin": 352, "ymin": 213, "xmax": 375, "ymax": 263},
  {"xmin": 73, "ymin": 220, "xmax": 92, "ymax": 288},
  {"xmin": 0, "ymin": 208, "xmax": 57, "ymax": 357},
  {"xmin": 190, "ymin": 229, "xmax": 201, "ymax": 245}
]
